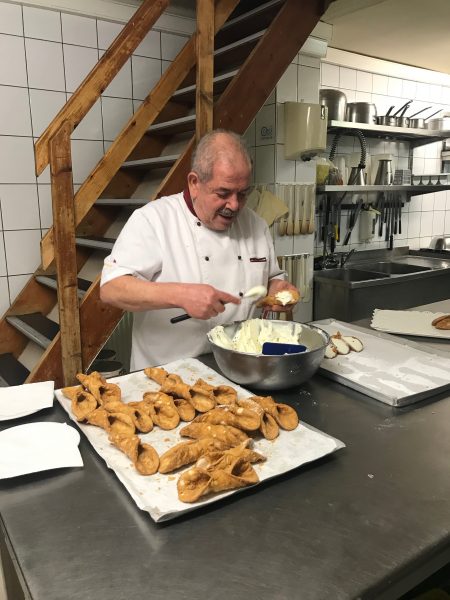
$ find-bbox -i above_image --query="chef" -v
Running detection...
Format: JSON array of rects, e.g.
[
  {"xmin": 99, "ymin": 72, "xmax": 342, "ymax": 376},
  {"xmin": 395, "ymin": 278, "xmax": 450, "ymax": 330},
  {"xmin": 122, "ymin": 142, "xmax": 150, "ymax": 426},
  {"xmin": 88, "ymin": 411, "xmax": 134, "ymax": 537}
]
[{"xmin": 100, "ymin": 129, "xmax": 299, "ymax": 369}]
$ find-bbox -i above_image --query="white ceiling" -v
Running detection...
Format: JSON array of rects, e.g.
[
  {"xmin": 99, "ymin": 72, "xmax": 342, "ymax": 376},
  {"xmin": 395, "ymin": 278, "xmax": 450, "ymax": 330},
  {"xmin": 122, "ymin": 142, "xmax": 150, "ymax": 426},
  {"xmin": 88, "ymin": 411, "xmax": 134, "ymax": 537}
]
[{"xmin": 322, "ymin": 0, "xmax": 450, "ymax": 75}]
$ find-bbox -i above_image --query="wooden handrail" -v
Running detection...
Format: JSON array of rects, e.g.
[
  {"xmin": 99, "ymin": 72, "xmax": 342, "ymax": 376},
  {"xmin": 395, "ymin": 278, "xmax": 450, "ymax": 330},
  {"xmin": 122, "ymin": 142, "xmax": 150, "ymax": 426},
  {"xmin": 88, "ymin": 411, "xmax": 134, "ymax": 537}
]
[
  {"xmin": 34, "ymin": 0, "xmax": 169, "ymax": 177},
  {"xmin": 40, "ymin": 0, "xmax": 240, "ymax": 270},
  {"xmin": 195, "ymin": 0, "xmax": 214, "ymax": 141}
]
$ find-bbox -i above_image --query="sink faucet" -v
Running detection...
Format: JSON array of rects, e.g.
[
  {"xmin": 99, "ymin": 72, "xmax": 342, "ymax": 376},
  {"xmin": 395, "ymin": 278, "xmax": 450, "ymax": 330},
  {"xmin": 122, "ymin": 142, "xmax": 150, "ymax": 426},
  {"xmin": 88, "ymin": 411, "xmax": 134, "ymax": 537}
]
[{"xmin": 340, "ymin": 248, "xmax": 356, "ymax": 268}]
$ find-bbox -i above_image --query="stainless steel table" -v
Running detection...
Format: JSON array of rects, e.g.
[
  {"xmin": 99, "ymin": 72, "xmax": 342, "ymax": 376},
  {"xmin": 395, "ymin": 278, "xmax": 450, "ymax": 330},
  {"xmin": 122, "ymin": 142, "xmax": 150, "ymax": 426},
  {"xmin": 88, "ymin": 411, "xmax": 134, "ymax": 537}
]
[{"xmin": 1, "ymin": 352, "xmax": 449, "ymax": 600}]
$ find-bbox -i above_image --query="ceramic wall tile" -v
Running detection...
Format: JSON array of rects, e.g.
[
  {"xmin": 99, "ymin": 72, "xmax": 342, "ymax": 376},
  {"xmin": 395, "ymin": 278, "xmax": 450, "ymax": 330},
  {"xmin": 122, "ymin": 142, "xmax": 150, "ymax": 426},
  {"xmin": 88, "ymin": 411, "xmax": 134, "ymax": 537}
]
[
  {"xmin": 161, "ymin": 32, "xmax": 188, "ymax": 60},
  {"xmin": 131, "ymin": 56, "xmax": 161, "ymax": 100},
  {"xmin": 387, "ymin": 77, "xmax": 402, "ymax": 97},
  {"xmin": 61, "ymin": 13, "xmax": 97, "ymax": 48},
  {"xmin": 255, "ymin": 104, "xmax": 276, "ymax": 147},
  {"xmin": 0, "ymin": 136, "xmax": 36, "ymax": 184},
  {"xmin": 355, "ymin": 90, "xmax": 371, "ymax": 102},
  {"xmin": 298, "ymin": 66, "xmax": 319, "ymax": 103},
  {"xmin": 434, "ymin": 191, "xmax": 447, "ymax": 211},
  {"xmin": 0, "ymin": 3, "xmax": 23, "ymax": 36},
  {"xmin": 29, "ymin": 89, "xmax": 66, "ymax": 137},
  {"xmin": 98, "ymin": 51, "xmax": 132, "ymax": 98},
  {"xmin": 97, "ymin": 20, "xmax": 123, "ymax": 50},
  {"xmin": 0, "ymin": 185, "xmax": 40, "ymax": 230},
  {"xmin": 0, "ymin": 34, "xmax": 27, "ymax": 87},
  {"xmin": 275, "ymin": 145, "xmax": 295, "ymax": 183},
  {"xmin": 0, "ymin": 238, "xmax": 6, "ymax": 276},
  {"xmin": 298, "ymin": 55, "xmax": 320, "ymax": 68},
  {"xmin": 243, "ymin": 120, "xmax": 256, "ymax": 148},
  {"xmin": 0, "ymin": 276, "xmax": 9, "ymax": 312},
  {"xmin": 37, "ymin": 185, "xmax": 52, "ymax": 230},
  {"xmin": 356, "ymin": 71, "xmax": 372, "ymax": 93},
  {"xmin": 70, "ymin": 96, "xmax": 103, "ymax": 140},
  {"xmin": 339, "ymin": 67, "xmax": 356, "ymax": 90},
  {"xmin": 23, "ymin": 6, "xmax": 61, "ymax": 42},
  {"xmin": 0, "ymin": 85, "xmax": 32, "ymax": 136},
  {"xmin": 420, "ymin": 210, "xmax": 433, "ymax": 236},
  {"xmin": 70, "ymin": 140, "xmax": 104, "ymax": 185},
  {"xmin": 401, "ymin": 79, "xmax": 417, "ymax": 100},
  {"xmin": 276, "ymin": 64, "xmax": 297, "ymax": 103},
  {"xmin": 445, "ymin": 211, "xmax": 450, "ymax": 232},
  {"xmin": 8, "ymin": 274, "xmax": 30, "ymax": 303},
  {"xmin": 264, "ymin": 89, "xmax": 276, "ymax": 106},
  {"xmin": 135, "ymin": 30, "xmax": 160, "ymax": 59},
  {"xmin": 372, "ymin": 74, "xmax": 388, "ymax": 95},
  {"xmin": 254, "ymin": 145, "xmax": 275, "ymax": 184},
  {"xmin": 4, "ymin": 229, "xmax": 41, "ymax": 275},
  {"xmin": 102, "ymin": 96, "xmax": 133, "ymax": 141},
  {"xmin": 26, "ymin": 39, "xmax": 65, "ymax": 91},
  {"xmin": 432, "ymin": 210, "xmax": 445, "ymax": 235},
  {"xmin": 321, "ymin": 63, "xmax": 339, "ymax": 88},
  {"xmin": 339, "ymin": 88, "xmax": 356, "ymax": 103},
  {"xmin": 64, "ymin": 44, "xmax": 99, "ymax": 93}
]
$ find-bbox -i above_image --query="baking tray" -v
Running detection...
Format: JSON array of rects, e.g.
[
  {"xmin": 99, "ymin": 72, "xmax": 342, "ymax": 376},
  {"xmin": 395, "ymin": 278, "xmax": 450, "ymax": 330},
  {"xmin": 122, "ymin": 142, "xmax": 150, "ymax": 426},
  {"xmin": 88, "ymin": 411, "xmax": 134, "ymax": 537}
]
[
  {"xmin": 55, "ymin": 358, "xmax": 344, "ymax": 522},
  {"xmin": 370, "ymin": 309, "xmax": 450, "ymax": 339},
  {"xmin": 312, "ymin": 319, "xmax": 450, "ymax": 407}
]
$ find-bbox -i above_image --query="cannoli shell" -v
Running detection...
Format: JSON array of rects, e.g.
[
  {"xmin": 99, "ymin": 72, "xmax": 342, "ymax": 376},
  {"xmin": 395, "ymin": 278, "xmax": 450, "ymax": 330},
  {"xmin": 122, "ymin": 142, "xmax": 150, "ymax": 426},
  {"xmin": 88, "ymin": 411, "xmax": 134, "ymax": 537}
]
[
  {"xmin": 144, "ymin": 366, "xmax": 168, "ymax": 385},
  {"xmin": 180, "ymin": 422, "xmax": 248, "ymax": 446},
  {"xmin": 86, "ymin": 407, "xmax": 110, "ymax": 431},
  {"xmin": 257, "ymin": 288, "xmax": 300, "ymax": 307},
  {"xmin": 188, "ymin": 385, "xmax": 216, "ymax": 412},
  {"xmin": 194, "ymin": 406, "xmax": 260, "ymax": 431},
  {"xmin": 237, "ymin": 397, "xmax": 279, "ymax": 440},
  {"xmin": 107, "ymin": 412, "xmax": 135, "ymax": 436},
  {"xmin": 159, "ymin": 437, "xmax": 230, "ymax": 474},
  {"xmin": 109, "ymin": 433, "xmax": 159, "ymax": 475},
  {"xmin": 250, "ymin": 396, "xmax": 299, "ymax": 431},
  {"xmin": 213, "ymin": 385, "xmax": 237, "ymax": 406},
  {"xmin": 71, "ymin": 390, "xmax": 98, "ymax": 421}
]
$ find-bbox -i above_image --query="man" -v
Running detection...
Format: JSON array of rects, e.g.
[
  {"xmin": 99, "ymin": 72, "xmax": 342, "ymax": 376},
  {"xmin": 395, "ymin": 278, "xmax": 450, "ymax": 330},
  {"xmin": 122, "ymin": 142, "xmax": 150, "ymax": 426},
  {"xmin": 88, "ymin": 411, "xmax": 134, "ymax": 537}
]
[{"xmin": 100, "ymin": 129, "xmax": 299, "ymax": 369}]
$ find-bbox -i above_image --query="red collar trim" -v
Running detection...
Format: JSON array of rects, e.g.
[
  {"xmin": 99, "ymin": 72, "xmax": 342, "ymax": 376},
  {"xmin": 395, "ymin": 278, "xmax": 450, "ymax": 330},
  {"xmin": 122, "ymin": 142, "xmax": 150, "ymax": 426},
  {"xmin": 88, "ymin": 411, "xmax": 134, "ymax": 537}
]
[{"xmin": 183, "ymin": 188, "xmax": 197, "ymax": 217}]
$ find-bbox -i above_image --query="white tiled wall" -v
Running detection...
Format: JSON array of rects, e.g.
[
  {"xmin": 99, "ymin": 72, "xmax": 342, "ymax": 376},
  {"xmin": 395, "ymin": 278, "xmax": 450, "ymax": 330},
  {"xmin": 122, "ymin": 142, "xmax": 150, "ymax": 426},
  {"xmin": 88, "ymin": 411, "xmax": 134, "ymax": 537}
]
[
  {"xmin": 317, "ymin": 57, "xmax": 450, "ymax": 253},
  {"xmin": 0, "ymin": 1, "xmax": 189, "ymax": 313}
]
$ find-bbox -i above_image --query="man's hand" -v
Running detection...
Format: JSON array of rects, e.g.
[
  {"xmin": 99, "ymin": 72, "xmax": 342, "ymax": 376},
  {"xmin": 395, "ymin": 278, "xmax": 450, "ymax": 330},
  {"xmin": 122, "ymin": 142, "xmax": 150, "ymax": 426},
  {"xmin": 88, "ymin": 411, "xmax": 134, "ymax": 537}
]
[
  {"xmin": 264, "ymin": 279, "xmax": 300, "ymax": 313},
  {"xmin": 180, "ymin": 284, "xmax": 240, "ymax": 319}
]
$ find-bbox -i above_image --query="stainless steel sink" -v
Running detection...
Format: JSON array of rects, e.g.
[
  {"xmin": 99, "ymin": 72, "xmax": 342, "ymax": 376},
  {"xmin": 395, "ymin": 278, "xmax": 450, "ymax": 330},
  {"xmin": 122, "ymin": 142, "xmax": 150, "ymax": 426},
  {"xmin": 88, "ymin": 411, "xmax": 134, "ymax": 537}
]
[
  {"xmin": 313, "ymin": 248, "xmax": 450, "ymax": 321},
  {"xmin": 353, "ymin": 262, "xmax": 432, "ymax": 275}
]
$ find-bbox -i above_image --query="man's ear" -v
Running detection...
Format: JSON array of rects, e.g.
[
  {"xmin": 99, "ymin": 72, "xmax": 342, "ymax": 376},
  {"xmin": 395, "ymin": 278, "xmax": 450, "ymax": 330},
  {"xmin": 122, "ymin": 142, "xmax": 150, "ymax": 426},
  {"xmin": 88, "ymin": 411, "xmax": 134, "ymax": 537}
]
[{"xmin": 187, "ymin": 171, "xmax": 200, "ymax": 198}]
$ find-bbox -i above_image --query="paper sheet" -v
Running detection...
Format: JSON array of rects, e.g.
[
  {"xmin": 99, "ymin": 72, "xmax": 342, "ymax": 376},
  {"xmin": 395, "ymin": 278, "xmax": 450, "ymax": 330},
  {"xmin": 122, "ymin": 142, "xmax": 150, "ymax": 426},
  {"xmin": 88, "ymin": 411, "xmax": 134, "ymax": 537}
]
[
  {"xmin": 0, "ymin": 422, "xmax": 83, "ymax": 479},
  {"xmin": 0, "ymin": 381, "xmax": 54, "ymax": 420},
  {"xmin": 55, "ymin": 358, "xmax": 344, "ymax": 522},
  {"xmin": 371, "ymin": 309, "xmax": 450, "ymax": 339},
  {"xmin": 313, "ymin": 320, "xmax": 450, "ymax": 406}
]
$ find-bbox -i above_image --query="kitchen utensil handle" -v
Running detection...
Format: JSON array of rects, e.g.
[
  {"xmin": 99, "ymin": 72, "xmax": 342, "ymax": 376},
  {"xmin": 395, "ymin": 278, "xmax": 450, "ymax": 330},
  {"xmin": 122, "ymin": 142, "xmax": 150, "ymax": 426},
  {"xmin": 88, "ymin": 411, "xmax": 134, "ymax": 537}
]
[{"xmin": 170, "ymin": 313, "xmax": 191, "ymax": 323}]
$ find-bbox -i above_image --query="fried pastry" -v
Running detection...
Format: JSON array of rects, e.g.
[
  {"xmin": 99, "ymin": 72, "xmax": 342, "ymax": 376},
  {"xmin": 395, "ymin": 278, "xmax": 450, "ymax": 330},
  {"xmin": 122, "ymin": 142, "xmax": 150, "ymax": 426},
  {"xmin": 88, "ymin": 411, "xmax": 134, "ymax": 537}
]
[
  {"xmin": 177, "ymin": 457, "xmax": 259, "ymax": 503},
  {"xmin": 238, "ymin": 397, "xmax": 279, "ymax": 440},
  {"xmin": 194, "ymin": 378, "xmax": 215, "ymax": 393},
  {"xmin": 160, "ymin": 377, "xmax": 192, "ymax": 402},
  {"xmin": 86, "ymin": 407, "xmax": 111, "ymax": 431},
  {"xmin": 130, "ymin": 407, "xmax": 154, "ymax": 433},
  {"xmin": 144, "ymin": 366, "xmax": 169, "ymax": 385},
  {"xmin": 172, "ymin": 397, "xmax": 196, "ymax": 422},
  {"xmin": 257, "ymin": 288, "xmax": 300, "ymax": 307},
  {"xmin": 144, "ymin": 392, "xmax": 180, "ymax": 430},
  {"xmin": 107, "ymin": 412, "xmax": 135, "ymax": 436},
  {"xmin": 179, "ymin": 422, "xmax": 249, "ymax": 446},
  {"xmin": 71, "ymin": 389, "xmax": 98, "ymax": 421},
  {"xmin": 61, "ymin": 385, "xmax": 82, "ymax": 402},
  {"xmin": 188, "ymin": 385, "xmax": 216, "ymax": 412},
  {"xmin": 213, "ymin": 385, "xmax": 238, "ymax": 406},
  {"xmin": 159, "ymin": 437, "xmax": 231, "ymax": 474},
  {"xmin": 250, "ymin": 395, "xmax": 299, "ymax": 430},
  {"xmin": 109, "ymin": 433, "xmax": 159, "ymax": 475},
  {"xmin": 195, "ymin": 442, "xmax": 265, "ymax": 472},
  {"xmin": 77, "ymin": 371, "xmax": 121, "ymax": 405},
  {"xmin": 432, "ymin": 314, "xmax": 450, "ymax": 330},
  {"xmin": 193, "ymin": 405, "xmax": 260, "ymax": 431}
]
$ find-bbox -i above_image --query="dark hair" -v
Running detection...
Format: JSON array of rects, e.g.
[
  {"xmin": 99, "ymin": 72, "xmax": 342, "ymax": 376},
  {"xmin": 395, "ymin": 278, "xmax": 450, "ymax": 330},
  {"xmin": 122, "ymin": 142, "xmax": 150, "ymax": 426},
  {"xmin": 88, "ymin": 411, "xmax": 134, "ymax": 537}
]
[{"xmin": 191, "ymin": 129, "xmax": 252, "ymax": 182}]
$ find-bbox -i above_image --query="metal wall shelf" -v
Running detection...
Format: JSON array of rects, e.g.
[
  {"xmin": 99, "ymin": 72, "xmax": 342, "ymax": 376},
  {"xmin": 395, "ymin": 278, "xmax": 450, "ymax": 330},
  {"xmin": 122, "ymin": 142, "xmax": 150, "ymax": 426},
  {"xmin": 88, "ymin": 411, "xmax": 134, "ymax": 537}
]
[
  {"xmin": 327, "ymin": 120, "xmax": 450, "ymax": 148},
  {"xmin": 317, "ymin": 184, "xmax": 450, "ymax": 198}
]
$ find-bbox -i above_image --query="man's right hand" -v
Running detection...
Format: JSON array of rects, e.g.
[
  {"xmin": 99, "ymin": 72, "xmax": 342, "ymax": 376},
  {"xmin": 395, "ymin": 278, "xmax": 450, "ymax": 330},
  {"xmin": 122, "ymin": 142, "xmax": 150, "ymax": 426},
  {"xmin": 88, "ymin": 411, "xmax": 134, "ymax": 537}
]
[{"xmin": 180, "ymin": 284, "xmax": 240, "ymax": 320}]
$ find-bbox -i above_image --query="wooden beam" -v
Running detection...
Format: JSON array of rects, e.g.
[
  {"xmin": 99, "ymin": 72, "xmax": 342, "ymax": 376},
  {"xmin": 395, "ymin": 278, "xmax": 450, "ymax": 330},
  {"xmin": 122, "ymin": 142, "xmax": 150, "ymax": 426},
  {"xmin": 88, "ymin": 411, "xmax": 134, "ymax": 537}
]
[
  {"xmin": 34, "ymin": 0, "xmax": 169, "ymax": 176},
  {"xmin": 195, "ymin": 0, "xmax": 214, "ymax": 141},
  {"xmin": 49, "ymin": 122, "xmax": 82, "ymax": 385},
  {"xmin": 40, "ymin": 0, "xmax": 240, "ymax": 270},
  {"xmin": 214, "ymin": 0, "xmax": 325, "ymax": 134}
]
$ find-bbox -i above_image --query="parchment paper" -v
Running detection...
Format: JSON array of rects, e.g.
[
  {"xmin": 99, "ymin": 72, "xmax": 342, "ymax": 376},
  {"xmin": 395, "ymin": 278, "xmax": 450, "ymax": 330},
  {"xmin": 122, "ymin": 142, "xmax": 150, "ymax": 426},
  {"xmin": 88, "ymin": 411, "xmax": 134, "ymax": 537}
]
[{"xmin": 55, "ymin": 358, "xmax": 344, "ymax": 522}]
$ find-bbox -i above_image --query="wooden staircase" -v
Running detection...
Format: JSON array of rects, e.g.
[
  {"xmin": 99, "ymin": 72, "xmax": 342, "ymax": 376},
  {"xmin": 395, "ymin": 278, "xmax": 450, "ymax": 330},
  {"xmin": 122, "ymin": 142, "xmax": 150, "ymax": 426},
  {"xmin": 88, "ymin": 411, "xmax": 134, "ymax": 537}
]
[{"xmin": 0, "ymin": 0, "xmax": 331, "ymax": 388}]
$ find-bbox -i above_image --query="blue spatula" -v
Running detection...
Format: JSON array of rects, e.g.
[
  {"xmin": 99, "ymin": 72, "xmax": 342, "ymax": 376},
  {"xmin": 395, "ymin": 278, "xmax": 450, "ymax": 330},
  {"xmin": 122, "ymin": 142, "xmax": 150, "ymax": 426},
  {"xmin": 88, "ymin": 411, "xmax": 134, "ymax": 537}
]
[{"xmin": 262, "ymin": 342, "xmax": 307, "ymax": 355}]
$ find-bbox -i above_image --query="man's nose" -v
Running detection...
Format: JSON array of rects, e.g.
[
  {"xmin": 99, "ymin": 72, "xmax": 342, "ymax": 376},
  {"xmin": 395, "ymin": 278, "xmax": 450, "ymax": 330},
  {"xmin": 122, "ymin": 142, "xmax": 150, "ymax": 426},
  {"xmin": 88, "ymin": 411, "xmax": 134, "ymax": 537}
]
[{"xmin": 226, "ymin": 193, "xmax": 240, "ymax": 211}]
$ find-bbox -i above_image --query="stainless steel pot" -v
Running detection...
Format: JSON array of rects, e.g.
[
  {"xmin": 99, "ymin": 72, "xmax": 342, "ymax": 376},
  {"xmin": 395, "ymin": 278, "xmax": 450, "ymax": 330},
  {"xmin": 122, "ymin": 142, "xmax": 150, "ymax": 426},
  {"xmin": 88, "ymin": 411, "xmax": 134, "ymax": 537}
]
[
  {"xmin": 346, "ymin": 102, "xmax": 377, "ymax": 124},
  {"xmin": 319, "ymin": 89, "xmax": 347, "ymax": 122},
  {"xmin": 207, "ymin": 320, "xmax": 329, "ymax": 391},
  {"xmin": 427, "ymin": 115, "xmax": 450, "ymax": 131},
  {"xmin": 429, "ymin": 235, "xmax": 450, "ymax": 251},
  {"xmin": 376, "ymin": 115, "xmax": 397, "ymax": 126},
  {"xmin": 409, "ymin": 108, "xmax": 442, "ymax": 129}
]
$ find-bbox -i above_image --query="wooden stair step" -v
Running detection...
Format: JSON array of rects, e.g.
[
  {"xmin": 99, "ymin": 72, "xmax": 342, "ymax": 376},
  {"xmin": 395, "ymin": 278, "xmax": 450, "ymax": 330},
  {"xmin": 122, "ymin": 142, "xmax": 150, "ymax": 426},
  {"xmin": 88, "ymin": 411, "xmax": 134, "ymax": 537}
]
[
  {"xmin": 75, "ymin": 236, "xmax": 115, "ymax": 251},
  {"xmin": 6, "ymin": 313, "xmax": 59, "ymax": 349},
  {"xmin": 35, "ymin": 274, "xmax": 92, "ymax": 298},
  {"xmin": 217, "ymin": 0, "xmax": 284, "ymax": 47},
  {"xmin": 214, "ymin": 29, "xmax": 265, "ymax": 61},
  {"xmin": 0, "ymin": 353, "xmax": 30, "ymax": 387},
  {"xmin": 96, "ymin": 198, "xmax": 147, "ymax": 207},
  {"xmin": 148, "ymin": 114, "xmax": 196, "ymax": 135},
  {"xmin": 121, "ymin": 154, "xmax": 179, "ymax": 170},
  {"xmin": 173, "ymin": 69, "xmax": 238, "ymax": 101}
]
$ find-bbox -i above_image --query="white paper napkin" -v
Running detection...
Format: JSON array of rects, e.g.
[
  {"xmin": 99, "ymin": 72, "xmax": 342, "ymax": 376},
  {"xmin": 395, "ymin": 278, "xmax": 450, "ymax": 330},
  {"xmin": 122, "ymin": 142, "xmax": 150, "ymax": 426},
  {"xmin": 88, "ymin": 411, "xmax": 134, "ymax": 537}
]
[
  {"xmin": 0, "ymin": 422, "xmax": 83, "ymax": 479},
  {"xmin": 0, "ymin": 381, "xmax": 55, "ymax": 420}
]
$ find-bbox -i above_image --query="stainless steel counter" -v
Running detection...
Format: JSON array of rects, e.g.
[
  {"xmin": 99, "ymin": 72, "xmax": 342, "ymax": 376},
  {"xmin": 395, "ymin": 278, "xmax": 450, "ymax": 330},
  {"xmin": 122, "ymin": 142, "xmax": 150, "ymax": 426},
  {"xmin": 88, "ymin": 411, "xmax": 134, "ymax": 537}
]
[{"xmin": 1, "ymin": 349, "xmax": 450, "ymax": 600}]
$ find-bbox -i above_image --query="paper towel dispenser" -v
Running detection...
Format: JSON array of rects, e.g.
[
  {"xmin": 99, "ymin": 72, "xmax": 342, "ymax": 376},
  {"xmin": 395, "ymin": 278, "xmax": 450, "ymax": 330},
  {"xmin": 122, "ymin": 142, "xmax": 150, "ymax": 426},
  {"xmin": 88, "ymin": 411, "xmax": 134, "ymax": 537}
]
[{"xmin": 284, "ymin": 102, "xmax": 327, "ymax": 161}]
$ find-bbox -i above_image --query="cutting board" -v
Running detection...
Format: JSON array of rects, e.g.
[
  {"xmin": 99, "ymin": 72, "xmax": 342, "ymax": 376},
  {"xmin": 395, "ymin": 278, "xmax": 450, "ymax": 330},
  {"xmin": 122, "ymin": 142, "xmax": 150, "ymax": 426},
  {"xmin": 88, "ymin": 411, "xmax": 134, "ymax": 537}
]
[{"xmin": 370, "ymin": 309, "xmax": 450, "ymax": 339}]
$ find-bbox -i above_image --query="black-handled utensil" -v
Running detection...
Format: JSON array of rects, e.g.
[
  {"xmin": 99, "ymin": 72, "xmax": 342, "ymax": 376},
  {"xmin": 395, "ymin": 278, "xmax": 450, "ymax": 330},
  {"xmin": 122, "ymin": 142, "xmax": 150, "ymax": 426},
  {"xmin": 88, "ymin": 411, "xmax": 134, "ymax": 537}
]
[{"xmin": 170, "ymin": 313, "xmax": 192, "ymax": 324}]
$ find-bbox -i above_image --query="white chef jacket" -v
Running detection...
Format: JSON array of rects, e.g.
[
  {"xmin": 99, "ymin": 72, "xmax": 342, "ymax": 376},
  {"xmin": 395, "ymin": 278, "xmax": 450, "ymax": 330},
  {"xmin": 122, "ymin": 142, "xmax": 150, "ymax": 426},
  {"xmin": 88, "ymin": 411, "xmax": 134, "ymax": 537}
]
[{"xmin": 100, "ymin": 192, "xmax": 285, "ymax": 370}]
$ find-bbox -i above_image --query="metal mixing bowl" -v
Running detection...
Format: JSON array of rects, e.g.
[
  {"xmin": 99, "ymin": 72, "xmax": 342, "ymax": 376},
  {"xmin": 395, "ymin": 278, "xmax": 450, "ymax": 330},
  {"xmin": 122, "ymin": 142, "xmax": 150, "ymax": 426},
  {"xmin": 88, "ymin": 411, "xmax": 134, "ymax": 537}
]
[{"xmin": 207, "ymin": 320, "xmax": 329, "ymax": 391}]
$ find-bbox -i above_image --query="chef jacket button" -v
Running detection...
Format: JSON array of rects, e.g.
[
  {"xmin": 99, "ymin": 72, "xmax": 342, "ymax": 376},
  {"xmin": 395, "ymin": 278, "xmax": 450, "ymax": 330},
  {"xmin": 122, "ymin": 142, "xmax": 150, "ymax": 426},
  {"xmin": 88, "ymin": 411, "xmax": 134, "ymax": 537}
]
[
  {"xmin": 239, "ymin": 292, "xmax": 243, "ymax": 297},
  {"xmin": 197, "ymin": 221, "xmax": 201, "ymax": 226},
  {"xmin": 238, "ymin": 255, "xmax": 242, "ymax": 260},
  {"xmin": 205, "ymin": 256, "xmax": 209, "ymax": 261}
]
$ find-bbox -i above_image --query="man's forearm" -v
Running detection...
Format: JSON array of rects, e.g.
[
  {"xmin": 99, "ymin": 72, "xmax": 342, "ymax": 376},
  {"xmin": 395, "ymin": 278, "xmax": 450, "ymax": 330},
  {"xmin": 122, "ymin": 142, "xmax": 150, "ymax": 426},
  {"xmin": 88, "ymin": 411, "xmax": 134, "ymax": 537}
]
[{"xmin": 100, "ymin": 276, "xmax": 184, "ymax": 312}]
